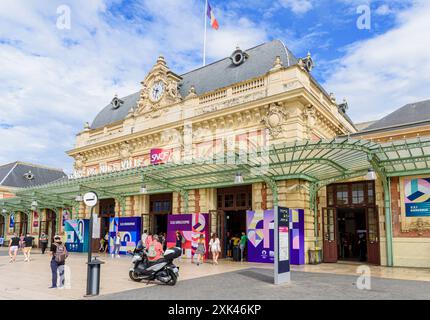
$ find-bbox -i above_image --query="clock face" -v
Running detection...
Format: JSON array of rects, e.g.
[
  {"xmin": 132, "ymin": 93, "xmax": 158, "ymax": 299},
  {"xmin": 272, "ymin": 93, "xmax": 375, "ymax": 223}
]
[{"xmin": 150, "ymin": 81, "xmax": 164, "ymax": 102}]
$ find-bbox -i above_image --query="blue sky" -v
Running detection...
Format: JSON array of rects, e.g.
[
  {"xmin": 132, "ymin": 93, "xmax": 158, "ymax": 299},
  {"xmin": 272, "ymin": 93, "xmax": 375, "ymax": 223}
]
[{"xmin": 0, "ymin": 0, "xmax": 429, "ymax": 172}]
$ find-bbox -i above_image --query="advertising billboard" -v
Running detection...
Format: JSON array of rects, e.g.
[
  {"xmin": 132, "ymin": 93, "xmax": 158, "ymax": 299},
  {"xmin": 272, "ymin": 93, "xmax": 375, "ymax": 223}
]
[
  {"xmin": 109, "ymin": 217, "xmax": 142, "ymax": 254},
  {"xmin": 166, "ymin": 213, "xmax": 209, "ymax": 259},
  {"xmin": 404, "ymin": 177, "xmax": 430, "ymax": 217},
  {"xmin": 64, "ymin": 219, "xmax": 90, "ymax": 252}
]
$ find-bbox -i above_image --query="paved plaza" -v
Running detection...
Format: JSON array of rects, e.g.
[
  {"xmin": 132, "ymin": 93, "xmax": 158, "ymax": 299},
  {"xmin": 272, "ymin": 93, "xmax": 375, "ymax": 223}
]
[{"xmin": 0, "ymin": 247, "xmax": 429, "ymax": 300}]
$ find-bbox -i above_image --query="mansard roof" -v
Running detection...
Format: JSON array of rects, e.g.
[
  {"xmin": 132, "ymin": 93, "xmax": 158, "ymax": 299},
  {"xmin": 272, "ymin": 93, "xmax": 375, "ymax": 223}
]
[
  {"xmin": 361, "ymin": 99, "xmax": 430, "ymax": 133},
  {"xmin": 91, "ymin": 40, "xmax": 299, "ymax": 130},
  {"xmin": 0, "ymin": 161, "xmax": 66, "ymax": 188}
]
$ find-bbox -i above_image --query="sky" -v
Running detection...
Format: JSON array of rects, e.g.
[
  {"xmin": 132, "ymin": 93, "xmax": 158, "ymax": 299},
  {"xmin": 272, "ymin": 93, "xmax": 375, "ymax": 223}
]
[{"xmin": 0, "ymin": 0, "xmax": 429, "ymax": 173}]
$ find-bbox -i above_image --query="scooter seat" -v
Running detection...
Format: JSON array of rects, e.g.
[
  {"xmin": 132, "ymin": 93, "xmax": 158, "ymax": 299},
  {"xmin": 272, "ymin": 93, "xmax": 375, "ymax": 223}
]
[{"xmin": 146, "ymin": 258, "xmax": 166, "ymax": 267}]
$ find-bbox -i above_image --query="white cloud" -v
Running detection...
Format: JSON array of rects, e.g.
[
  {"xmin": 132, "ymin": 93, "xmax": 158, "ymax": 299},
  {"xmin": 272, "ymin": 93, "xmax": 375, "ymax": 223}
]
[
  {"xmin": 375, "ymin": 4, "xmax": 393, "ymax": 16},
  {"xmin": 279, "ymin": 0, "xmax": 314, "ymax": 14},
  {"xmin": 323, "ymin": 0, "xmax": 430, "ymax": 123},
  {"xmin": 0, "ymin": 0, "xmax": 274, "ymax": 172}
]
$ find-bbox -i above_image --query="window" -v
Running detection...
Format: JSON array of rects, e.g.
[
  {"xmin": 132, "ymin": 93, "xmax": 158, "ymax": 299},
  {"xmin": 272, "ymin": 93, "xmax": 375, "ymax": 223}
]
[
  {"xmin": 224, "ymin": 194, "xmax": 234, "ymax": 208},
  {"xmin": 367, "ymin": 182, "xmax": 375, "ymax": 204},
  {"xmin": 352, "ymin": 183, "xmax": 365, "ymax": 204},
  {"xmin": 336, "ymin": 185, "xmax": 349, "ymax": 205},
  {"xmin": 236, "ymin": 193, "xmax": 247, "ymax": 207}
]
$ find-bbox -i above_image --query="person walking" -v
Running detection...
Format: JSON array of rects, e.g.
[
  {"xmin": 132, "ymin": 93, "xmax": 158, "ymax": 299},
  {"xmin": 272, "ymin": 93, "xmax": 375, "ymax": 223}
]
[
  {"xmin": 103, "ymin": 232, "xmax": 109, "ymax": 253},
  {"xmin": 239, "ymin": 232, "xmax": 248, "ymax": 262},
  {"xmin": 160, "ymin": 232, "xmax": 167, "ymax": 251},
  {"xmin": 195, "ymin": 234, "xmax": 206, "ymax": 266},
  {"xmin": 112, "ymin": 233, "xmax": 121, "ymax": 258},
  {"xmin": 39, "ymin": 233, "xmax": 48, "ymax": 254},
  {"xmin": 175, "ymin": 230, "xmax": 184, "ymax": 261},
  {"xmin": 23, "ymin": 233, "xmax": 35, "ymax": 262},
  {"xmin": 99, "ymin": 237, "xmax": 105, "ymax": 252},
  {"xmin": 19, "ymin": 233, "xmax": 25, "ymax": 252},
  {"xmin": 141, "ymin": 229, "xmax": 148, "ymax": 248},
  {"xmin": 49, "ymin": 235, "xmax": 68, "ymax": 289},
  {"xmin": 209, "ymin": 233, "xmax": 221, "ymax": 265},
  {"xmin": 8, "ymin": 233, "xmax": 20, "ymax": 263}
]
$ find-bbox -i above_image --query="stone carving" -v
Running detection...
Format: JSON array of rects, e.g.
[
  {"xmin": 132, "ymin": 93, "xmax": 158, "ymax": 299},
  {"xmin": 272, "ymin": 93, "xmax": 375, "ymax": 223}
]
[
  {"xmin": 303, "ymin": 104, "xmax": 316, "ymax": 138},
  {"xmin": 270, "ymin": 55, "xmax": 283, "ymax": 71},
  {"xmin": 261, "ymin": 102, "xmax": 288, "ymax": 138},
  {"xmin": 74, "ymin": 153, "xmax": 87, "ymax": 170},
  {"xmin": 119, "ymin": 141, "xmax": 132, "ymax": 160},
  {"xmin": 186, "ymin": 86, "xmax": 198, "ymax": 99},
  {"xmin": 136, "ymin": 56, "xmax": 182, "ymax": 119},
  {"xmin": 405, "ymin": 218, "xmax": 430, "ymax": 236}
]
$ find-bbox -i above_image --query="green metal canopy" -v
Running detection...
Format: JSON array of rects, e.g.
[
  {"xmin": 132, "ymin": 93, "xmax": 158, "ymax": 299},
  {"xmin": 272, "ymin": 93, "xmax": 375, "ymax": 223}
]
[
  {"xmin": 2, "ymin": 136, "xmax": 430, "ymax": 267},
  {"xmin": 1, "ymin": 136, "xmax": 430, "ymax": 208}
]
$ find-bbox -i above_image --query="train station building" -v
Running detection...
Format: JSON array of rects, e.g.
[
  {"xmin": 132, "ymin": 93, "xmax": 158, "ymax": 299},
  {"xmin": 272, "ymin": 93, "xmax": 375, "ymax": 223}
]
[{"xmin": 1, "ymin": 40, "xmax": 429, "ymax": 268}]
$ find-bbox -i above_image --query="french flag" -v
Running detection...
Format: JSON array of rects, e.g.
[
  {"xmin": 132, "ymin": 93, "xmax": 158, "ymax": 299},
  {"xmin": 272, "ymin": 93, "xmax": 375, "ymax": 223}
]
[{"xmin": 207, "ymin": 2, "xmax": 219, "ymax": 30}]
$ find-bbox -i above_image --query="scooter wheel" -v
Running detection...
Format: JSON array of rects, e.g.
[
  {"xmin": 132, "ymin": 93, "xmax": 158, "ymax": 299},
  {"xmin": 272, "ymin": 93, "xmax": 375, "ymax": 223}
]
[
  {"xmin": 167, "ymin": 272, "xmax": 177, "ymax": 286},
  {"xmin": 129, "ymin": 270, "xmax": 141, "ymax": 282}
]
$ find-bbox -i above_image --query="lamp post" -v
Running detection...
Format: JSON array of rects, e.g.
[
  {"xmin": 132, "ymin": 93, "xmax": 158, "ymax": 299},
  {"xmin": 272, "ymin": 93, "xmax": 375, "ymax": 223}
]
[{"xmin": 82, "ymin": 191, "xmax": 104, "ymax": 297}]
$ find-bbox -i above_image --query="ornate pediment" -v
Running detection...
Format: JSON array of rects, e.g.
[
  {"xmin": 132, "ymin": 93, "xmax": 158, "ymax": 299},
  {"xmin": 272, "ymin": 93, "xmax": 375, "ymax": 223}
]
[{"xmin": 136, "ymin": 56, "xmax": 182, "ymax": 119}]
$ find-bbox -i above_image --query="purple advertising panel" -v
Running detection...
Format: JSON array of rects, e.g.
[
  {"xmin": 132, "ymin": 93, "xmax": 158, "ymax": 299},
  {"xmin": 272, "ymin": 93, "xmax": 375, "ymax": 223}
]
[
  {"xmin": 167, "ymin": 213, "xmax": 209, "ymax": 259},
  {"xmin": 289, "ymin": 209, "xmax": 305, "ymax": 265},
  {"xmin": 247, "ymin": 209, "xmax": 275, "ymax": 263},
  {"xmin": 246, "ymin": 208, "xmax": 305, "ymax": 265},
  {"xmin": 109, "ymin": 217, "xmax": 142, "ymax": 254}
]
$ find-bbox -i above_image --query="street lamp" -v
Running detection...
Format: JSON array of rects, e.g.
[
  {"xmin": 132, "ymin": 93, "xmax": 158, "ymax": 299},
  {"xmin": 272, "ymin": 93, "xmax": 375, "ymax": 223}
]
[
  {"xmin": 140, "ymin": 183, "xmax": 147, "ymax": 194},
  {"xmin": 31, "ymin": 200, "xmax": 38, "ymax": 211},
  {"xmin": 234, "ymin": 172, "xmax": 244, "ymax": 184},
  {"xmin": 366, "ymin": 168, "xmax": 377, "ymax": 180}
]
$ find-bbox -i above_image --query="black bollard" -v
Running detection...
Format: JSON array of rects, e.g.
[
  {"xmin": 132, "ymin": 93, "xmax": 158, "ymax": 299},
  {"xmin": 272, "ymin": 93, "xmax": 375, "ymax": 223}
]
[{"xmin": 86, "ymin": 258, "xmax": 105, "ymax": 296}]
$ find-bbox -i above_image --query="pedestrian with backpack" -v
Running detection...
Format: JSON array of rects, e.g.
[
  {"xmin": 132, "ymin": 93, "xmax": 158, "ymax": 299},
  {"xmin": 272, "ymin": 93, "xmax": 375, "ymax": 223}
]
[
  {"xmin": 49, "ymin": 235, "xmax": 68, "ymax": 289},
  {"xmin": 147, "ymin": 235, "xmax": 164, "ymax": 262}
]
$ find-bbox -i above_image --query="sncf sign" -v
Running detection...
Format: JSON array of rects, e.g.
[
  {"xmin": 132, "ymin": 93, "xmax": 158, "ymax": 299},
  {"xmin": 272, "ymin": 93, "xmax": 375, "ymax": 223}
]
[{"xmin": 150, "ymin": 148, "xmax": 172, "ymax": 165}]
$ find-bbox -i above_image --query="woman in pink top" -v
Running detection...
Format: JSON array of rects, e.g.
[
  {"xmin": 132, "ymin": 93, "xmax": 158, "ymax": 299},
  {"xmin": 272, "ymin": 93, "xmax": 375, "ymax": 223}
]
[{"xmin": 147, "ymin": 235, "xmax": 164, "ymax": 261}]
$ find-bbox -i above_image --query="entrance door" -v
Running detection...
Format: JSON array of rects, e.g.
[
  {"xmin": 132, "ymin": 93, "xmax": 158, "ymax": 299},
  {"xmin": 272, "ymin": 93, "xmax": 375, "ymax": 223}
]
[
  {"xmin": 366, "ymin": 207, "xmax": 380, "ymax": 265},
  {"xmin": 323, "ymin": 208, "xmax": 337, "ymax": 263}
]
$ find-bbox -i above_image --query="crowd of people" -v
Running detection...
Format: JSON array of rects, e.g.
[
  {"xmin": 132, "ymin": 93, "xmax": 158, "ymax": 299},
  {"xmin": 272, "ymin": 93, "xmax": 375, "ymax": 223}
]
[{"xmin": 1, "ymin": 229, "xmax": 249, "ymax": 289}]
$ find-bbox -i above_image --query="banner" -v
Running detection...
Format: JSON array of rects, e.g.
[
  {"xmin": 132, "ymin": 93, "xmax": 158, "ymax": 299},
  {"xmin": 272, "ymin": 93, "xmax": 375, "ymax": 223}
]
[
  {"xmin": 9, "ymin": 215, "xmax": 14, "ymax": 228},
  {"xmin": 167, "ymin": 213, "xmax": 209, "ymax": 259},
  {"xmin": 64, "ymin": 219, "xmax": 90, "ymax": 252},
  {"xmin": 404, "ymin": 177, "xmax": 430, "ymax": 217},
  {"xmin": 247, "ymin": 208, "xmax": 305, "ymax": 265},
  {"xmin": 150, "ymin": 148, "xmax": 172, "ymax": 165},
  {"xmin": 109, "ymin": 217, "xmax": 142, "ymax": 254},
  {"xmin": 62, "ymin": 209, "xmax": 70, "ymax": 226},
  {"xmin": 33, "ymin": 211, "xmax": 39, "ymax": 228}
]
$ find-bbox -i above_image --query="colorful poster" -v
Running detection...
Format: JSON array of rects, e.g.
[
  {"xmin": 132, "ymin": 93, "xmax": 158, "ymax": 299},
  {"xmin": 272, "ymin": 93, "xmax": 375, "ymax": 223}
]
[
  {"xmin": 247, "ymin": 209, "xmax": 275, "ymax": 263},
  {"xmin": 64, "ymin": 219, "xmax": 90, "ymax": 252},
  {"xmin": 109, "ymin": 217, "xmax": 142, "ymax": 254},
  {"xmin": 246, "ymin": 208, "xmax": 305, "ymax": 265},
  {"xmin": 167, "ymin": 214, "xmax": 209, "ymax": 259},
  {"xmin": 9, "ymin": 215, "xmax": 14, "ymax": 228},
  {"xmin": 404, "ymin": 178, "xmax": 430, "ymax": 217},
  {"xmin": 62, "ymin": 209, "xmax": 70, "ymax": 226},
  {"xmin": 33, "ymin": 211, "xmax": 39, "ymax": 228}
]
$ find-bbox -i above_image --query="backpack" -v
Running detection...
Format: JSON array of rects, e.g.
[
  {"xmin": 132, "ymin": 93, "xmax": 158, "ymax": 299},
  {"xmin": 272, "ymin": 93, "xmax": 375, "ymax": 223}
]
[
  {"xmin": 181, "ymin": 235, "xmax": 186, "ymax": 244},
  {"xmin": 54, "ymin": 243, "xmax": 69, "ymax": 263},
  {"xmin": 147, "ymin": 242, "xmax": 157, "ymax": 258}
]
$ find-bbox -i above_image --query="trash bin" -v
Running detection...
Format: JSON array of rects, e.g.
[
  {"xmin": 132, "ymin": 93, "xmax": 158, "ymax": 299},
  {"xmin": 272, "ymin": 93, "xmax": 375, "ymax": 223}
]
[
  {"xmin": 308, "ymin": 247, "xmax": 322, "ymax": 265},
  {"xmin": 232, "ymin": 246, "xmax": 241, "ymax": 262},
  {"xmin": 86, "ymin": 258, "xmax": 105, "ymax": 296}
]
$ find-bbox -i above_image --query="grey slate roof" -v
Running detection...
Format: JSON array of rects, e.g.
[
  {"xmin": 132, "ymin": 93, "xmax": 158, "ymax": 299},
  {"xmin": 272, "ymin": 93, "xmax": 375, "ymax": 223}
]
[
  {"xmin": 0, "ymin": 162, "xmax": 67, "ymax": 188},
  {"xmin": 363, "ymin": 99, "xmax": 430, "ymax": 132},
  {"xmin": 91, "ymin": 40, "xmax": 299, "ymax": 129}
]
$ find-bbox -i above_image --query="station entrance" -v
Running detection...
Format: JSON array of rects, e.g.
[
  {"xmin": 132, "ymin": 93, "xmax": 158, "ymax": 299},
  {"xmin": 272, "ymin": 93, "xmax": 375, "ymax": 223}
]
[
  {"xmin": 216, "ymin": 185, "xmax": 252, "ymax": 258},
  {"xmin": 148, "ymin": 193, "xmax": 172, "ymax": 235},
  {"xmin": 323, "ymin": 181, "xmax": 380, "ymax": 265}
]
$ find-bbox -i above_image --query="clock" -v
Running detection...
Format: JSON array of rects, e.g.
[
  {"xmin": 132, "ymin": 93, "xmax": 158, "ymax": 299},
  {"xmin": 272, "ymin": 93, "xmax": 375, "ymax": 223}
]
[{"xmin": 150, "ymin": 81, "xmax": 165, "ymax": 102}]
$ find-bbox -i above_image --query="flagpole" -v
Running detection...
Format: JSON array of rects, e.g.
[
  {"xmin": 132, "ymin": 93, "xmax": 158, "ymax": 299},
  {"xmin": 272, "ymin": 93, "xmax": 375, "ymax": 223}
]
[{"xmin": 203, "ymin": 0, "xmax": 208, "ymax": 66}]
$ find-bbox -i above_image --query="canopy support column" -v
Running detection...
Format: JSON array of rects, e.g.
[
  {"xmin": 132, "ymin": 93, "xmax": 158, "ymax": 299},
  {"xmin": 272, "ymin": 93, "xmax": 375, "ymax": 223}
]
[
  {"xmin": 369, "ymin": 156, "xmax": 393, "ymax": 267},
  {"xmin": 309, "ymin": 183, "xmax": 319, "ymax": 248}
]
